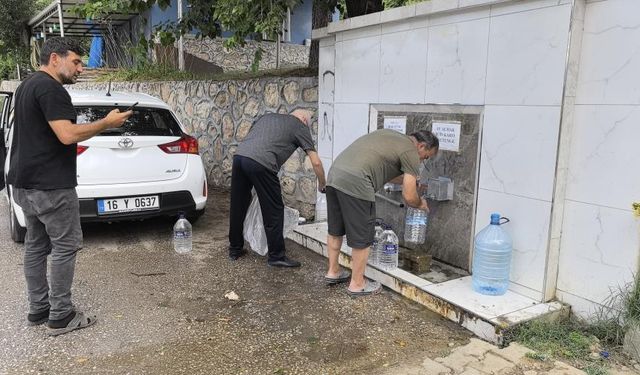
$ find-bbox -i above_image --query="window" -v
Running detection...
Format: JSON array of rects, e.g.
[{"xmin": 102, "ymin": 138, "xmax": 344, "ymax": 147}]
[{"xmin": 76, "ymin": 106, "xmax": 183, "ymax": 136}]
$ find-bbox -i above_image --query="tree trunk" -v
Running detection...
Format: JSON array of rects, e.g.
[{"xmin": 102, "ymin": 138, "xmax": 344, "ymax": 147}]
[{"xmin": 308, "ymin": 0, "xmax": 332, "ymax": 69}]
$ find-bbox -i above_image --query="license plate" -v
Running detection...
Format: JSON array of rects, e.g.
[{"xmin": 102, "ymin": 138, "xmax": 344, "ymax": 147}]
[{"xmin": 97, "ymin": 195, "xmax": 159, "ymax": 215}]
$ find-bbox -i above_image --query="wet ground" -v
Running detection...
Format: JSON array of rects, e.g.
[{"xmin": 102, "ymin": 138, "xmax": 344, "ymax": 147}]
[{"xmin": 0, "ymin": 189, "xmax": 471, "ymax": 374}]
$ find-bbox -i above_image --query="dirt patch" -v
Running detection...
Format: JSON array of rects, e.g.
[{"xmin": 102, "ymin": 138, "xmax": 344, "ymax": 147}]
[{"xmin": 0, "ymin": 189, "xmax": 471, "ymax": 374}]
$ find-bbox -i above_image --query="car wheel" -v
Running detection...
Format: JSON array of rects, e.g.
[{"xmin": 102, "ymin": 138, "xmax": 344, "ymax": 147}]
[
  {"xmin": 187, "ymin": 208, "xmax": 205, "ymax": 224},
  {"xmin": 9, "ymin": 194, "xmax": 26, "ymax": 243}
]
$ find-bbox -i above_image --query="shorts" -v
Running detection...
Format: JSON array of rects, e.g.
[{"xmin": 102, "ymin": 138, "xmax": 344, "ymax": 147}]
[{"xmin": 326, "ymin": 186, "xmax": 376, "ymax": 249}]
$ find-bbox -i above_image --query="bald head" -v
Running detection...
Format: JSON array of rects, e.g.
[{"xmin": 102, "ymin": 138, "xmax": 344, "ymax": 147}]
[{"xmin": 290, "ymin": 109, "xmax": 314, "ymax": 127}]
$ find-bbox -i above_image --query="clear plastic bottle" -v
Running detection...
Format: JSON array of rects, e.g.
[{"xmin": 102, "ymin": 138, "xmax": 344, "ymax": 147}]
[
  {"xmin": 369, "ymin": 223, "xmax": 384, "ymax": 266},
  {"xmin": 173, "ymin": 212, "xmax": 192, "ymax": 254},
  {"xmin": 471, "ymin": 213, "xmax": 512, "ymax": 296},
  {"xmin": 404, "ymin": 206, "xmax": 428, "ymax": 245},
  {"xmin": 378, "ymin": 225, "xmax": 399, "ymax": 271}
]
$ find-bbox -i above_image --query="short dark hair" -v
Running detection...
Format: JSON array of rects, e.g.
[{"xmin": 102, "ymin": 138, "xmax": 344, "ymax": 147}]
[
  {"xmin": 40, "ymin": 37, "xmax": 85, "ymax": 65},
  {"xmin": 411, "ymin": 130, "xmax": 439, "ymax": 150}
]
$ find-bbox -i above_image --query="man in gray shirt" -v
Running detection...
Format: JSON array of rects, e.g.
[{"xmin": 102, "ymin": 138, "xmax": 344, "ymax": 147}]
[
  {"xmin": 228, "ymin": 109, "xmax": 326, "ymax": 267},
  {"xmin": 325, "ymin": 129, "xmax": 439, "ymax": 295}
]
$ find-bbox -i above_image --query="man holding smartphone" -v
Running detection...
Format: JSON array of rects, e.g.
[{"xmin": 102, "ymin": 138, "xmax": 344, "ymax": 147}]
[{"xmin": 7, "ymin": 37, "xmax": 132, "ymax": 336}]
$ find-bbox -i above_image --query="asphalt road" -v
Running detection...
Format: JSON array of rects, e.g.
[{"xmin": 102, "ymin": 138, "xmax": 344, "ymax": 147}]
[{"xmin": 0, "ymin": 189, "xmax": 470, "ymax": 374}]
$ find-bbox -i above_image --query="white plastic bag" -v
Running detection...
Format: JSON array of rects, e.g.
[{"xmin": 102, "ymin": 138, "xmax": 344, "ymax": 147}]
[{"xmin": 243, "ymin": 190, "xmax": 300, "ymax": 256}]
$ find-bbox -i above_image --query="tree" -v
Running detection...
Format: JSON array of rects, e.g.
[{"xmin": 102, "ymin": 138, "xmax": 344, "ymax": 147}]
[
  {"xmin": 0, "ymin": 0, "xmax": 47, "ymax": 79},
  {"xmin": 74, "ymin": 0, "xmax": 409, "ymax": 72},
  {"xmin": 75, "ymin": 0, "xmax": 304, "ymax": 70},
  {"xmin": 308, "ymin": 1, "xmax": 338, "ymax": 69}
]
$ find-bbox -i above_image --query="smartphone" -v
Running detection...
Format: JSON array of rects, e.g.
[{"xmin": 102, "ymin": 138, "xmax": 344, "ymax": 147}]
[{"xmin": 124, "ymin": 102, "xmax": 139, "ymax": 111}]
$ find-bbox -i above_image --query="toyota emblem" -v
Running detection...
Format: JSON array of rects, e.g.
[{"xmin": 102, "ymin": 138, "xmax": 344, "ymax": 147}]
[{"xmin": 118, "ymin": 138, "xmax": 134, "ymax": 149}]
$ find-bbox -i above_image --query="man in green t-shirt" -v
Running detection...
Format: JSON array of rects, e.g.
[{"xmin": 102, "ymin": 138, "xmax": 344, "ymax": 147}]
[{"xmin": 323, "ymin": 129, "xmax": 439, "ymax": 296}]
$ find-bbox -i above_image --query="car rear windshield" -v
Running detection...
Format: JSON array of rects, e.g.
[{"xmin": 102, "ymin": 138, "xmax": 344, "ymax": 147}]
[{"xmin": 75, "ymin": 106, "xmax": 183, "ymax": 137}]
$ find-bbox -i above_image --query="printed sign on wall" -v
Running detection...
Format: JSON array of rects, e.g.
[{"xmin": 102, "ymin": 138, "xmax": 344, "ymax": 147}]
[
  {"xmin": 432, "ymin": 122, "xmax": 461, "ymax": 152},
  {"xmin": 383, "ymin": 116, "xmax": 407, "ymax": 134}
]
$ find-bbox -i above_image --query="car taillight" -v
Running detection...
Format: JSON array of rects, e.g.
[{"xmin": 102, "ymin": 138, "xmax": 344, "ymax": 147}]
[
  {"xmin": 158, "ymin": 135, "xmax": 199, "ymax": 154},
  {"xmin": 203, "ymin": 179, "xmax": 208, "ymax": 197},
  {"xmin": 77, "ymin": 145, "xmax": 88, "ymax": 155}
]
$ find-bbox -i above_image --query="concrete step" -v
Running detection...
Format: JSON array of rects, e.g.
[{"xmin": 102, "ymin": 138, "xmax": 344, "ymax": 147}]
[{"xmin": 288, "ymin": 222, "xmax": 569, "ymax": 345}]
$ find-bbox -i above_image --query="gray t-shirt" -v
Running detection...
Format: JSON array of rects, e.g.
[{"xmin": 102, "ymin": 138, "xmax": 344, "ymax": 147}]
[
  {"xmin": 236, "ymin": 113, "xmax": 316, "ymax": 173},
  {"xmin": 327, "ymin": 129, "xmax": 421, "ymax": 202}
]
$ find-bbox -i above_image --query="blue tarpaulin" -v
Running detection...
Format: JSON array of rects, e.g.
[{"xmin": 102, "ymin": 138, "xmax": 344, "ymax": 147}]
[{"xmin": 87, "ymin": 36, "xmax": 103, "ymax": 68}]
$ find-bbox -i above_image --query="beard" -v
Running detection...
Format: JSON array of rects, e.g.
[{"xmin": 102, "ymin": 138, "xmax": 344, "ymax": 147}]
[
  {"xmin": 61, "ymin": 74, "xmax": 78, "ymax": 84},
  {"xmin": 59, "ymin": 68, "xmax": 79, "ymax": 84}
]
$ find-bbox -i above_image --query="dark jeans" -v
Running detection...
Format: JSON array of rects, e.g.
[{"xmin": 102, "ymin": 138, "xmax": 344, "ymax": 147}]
[
  {"xmin": 228, "ymin": 155, "xmax": 286, "ymax": 262},
  {"xmin": 13, "ymin": 188, "xmax": 83, "ymax": 320}
]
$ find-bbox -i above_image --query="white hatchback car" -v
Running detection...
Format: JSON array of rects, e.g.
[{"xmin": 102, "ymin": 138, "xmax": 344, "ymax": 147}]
[{"xmin": 1, "ymin": 89, "xmax": 207, "ymax": 242}]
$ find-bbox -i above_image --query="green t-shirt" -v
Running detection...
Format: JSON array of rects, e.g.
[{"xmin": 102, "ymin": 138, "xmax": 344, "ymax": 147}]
[{"xmin": 327, "ymin": 129, "xmax": 421, "ymax": 202}]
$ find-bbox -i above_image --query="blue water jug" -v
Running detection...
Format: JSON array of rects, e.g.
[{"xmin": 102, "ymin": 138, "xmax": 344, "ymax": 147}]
[{"xmin": 472, "ymin": 213, "xmax": 512, "ymax": 296}]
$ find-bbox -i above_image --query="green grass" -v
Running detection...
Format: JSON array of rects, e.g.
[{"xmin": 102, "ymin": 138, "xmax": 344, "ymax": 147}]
[
  {"xmin": 623, "ymin": 273, "xmax": 640, "ymax": 324},
  {"xmin": 96, "ymin": 64, "xmax": 316, "ymax": 83},
  {"xmin": 509, "ymin": 274, "xmax": 640, "ymax": 374},
  {"xmin": 585, "ymin": 363, "xmax": 609, "ymax": 375},
  {"xmin": 513, "ymin": 318, "xmax": 596, "ymax": 360},
  {"xmin": 510, "ymin": 317, "xmax": 613, "ymax": 374}
]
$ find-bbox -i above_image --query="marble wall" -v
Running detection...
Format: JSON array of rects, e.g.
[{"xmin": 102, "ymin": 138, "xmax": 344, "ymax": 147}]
[
  {"xmin": 555, "ymin": 0, "xmax": 640, "ymax": 318},
  {"xmin": 317, "ymin": 0, "xmax": 574, "ymax": 301},
  {"xmin": 372, "ymin": 108, "xmax": 481, "ymax": 270}
]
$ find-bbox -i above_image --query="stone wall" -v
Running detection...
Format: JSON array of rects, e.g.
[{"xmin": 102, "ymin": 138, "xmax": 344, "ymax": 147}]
[
  {"xmin": 183, "ymin": 36, "xmax": 310, "ymax": 72},
  {"xmin": 1, "ymin": 77, "xmax": 320, "ymax": 219}
]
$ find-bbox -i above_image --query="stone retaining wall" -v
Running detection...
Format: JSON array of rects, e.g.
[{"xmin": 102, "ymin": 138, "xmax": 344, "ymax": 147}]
[
  {"xmin": 1, "ymin": 77, "xmax": 319, "ymax": 219},
  {"xmin": 183, "ymin": 36, "xmax": 310, "ymax": 72}
]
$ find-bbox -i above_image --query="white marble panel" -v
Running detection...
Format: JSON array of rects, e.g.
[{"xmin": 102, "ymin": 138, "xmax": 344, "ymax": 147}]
[
  {"xmin": 315, "ymin": 157, "xmax": 333, "ymax": 221},
  {"xmin": 576, "ymin": 0, "xmax": 640, "ymax": 105},
  {"xmin": 379, "ymin": 28, "xmax": 428, "ymax": 104},
  {"xmin": 555, "ymin": 289, "xmax": 602, "ymax": 320},
  {"xmin": 491, "ymin": 301, "xmax": 565, "ymax": 326},
  {"xmin": 334, "ymin": 35, "xmax": 381, "ymax": 104},
  {"xmin": 381, "ymin": 15, "xmax": 429, "ymax": 35},
  {"xmin": 557, "ymin": 200, "xmax": 640, "ymax": 307},
  {"xmin": 340, "ymin": 24, "xmax": 382, "ymax": 42},
  {"xmin": 380, "ymin": 4, "xmax": 417, "ymax": 25},
  {"xmin": 459, "ymin": 0, "xmax": 497, "ymax": 7},
  {"xmin": 317, "ymin": 103, "xmax": 334, "ymax": 159},
  {"xmin": 425, "ymin": 18, "xmax": 490, "ymax": 105},
  {"xmin": 479, "ymin": 106, "xmax": 561, "ymax": 201},
  {"xmin": 566, "ymin": 105, "xmax": 640, "ymax": 210},
  {"xmin": 429, "ymin": 6, "xmax": 490, "ymax": 27},
  {"xmin": 320, "ymin": 157, "xmax": 332, "ymax": 179},
  {"xmin": 349, "ymin": 12, "xmax": 382, "ymax": 32},
  {"xmin": 421, "ymin": 276, "xmax": 538, "ymax": 320},
  {"xmin": 319, "ymin": 36, "xmax": 335, "ymax": 48},
  {"xmin": 332, "ymin": 103, "xmax": 370, "ymax": 158},
  {"xmin": 475, "ymin": 189, "xmax": 551, "ymax": 295},
  {"xmin": 318, "ymin": 46, "xmax": 335, "ymax": 105},
  {"xmin": 416, "ymin": 0, "xmax": 459, "ymax": 16},
  {"xmin": 508, "ymin": 282, "xmax": 543, "ymax": 302},
  {"xmin": 490, "ymin": 0, "xmax": 571, "ymax": 17},
  {"xmin": 485, "ymin": 5, "xmax": 571, "ymax": 105}
]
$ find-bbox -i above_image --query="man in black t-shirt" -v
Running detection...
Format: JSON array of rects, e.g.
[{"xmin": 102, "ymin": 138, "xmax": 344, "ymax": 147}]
[
  {"xmin": 7, "ymin": 37, "xmax": 132, "ymax": 336},
  {"xmin": 228, "ymin": 110, "xmax": 326, "ymax": 267}
]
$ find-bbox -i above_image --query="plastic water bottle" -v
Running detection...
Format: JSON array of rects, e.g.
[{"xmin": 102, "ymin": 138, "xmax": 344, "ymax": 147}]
[
  {"xmin": 404, "ymin": 206, "xmax": 428, "ymax": 245},
  {"xmin": 173, "ymin": 212, "xmax": 192, "ymax": 254},
  {"xmin": 472, "ymin": 213, "xmax": 512, "ymax": 296},
  {"xmin": 369, "ymin": 223, "xmax": 384, "ymax": 265},
  {"xmin": 378, "ymin": 225, "xmax": 399, "ymax": 271}
]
